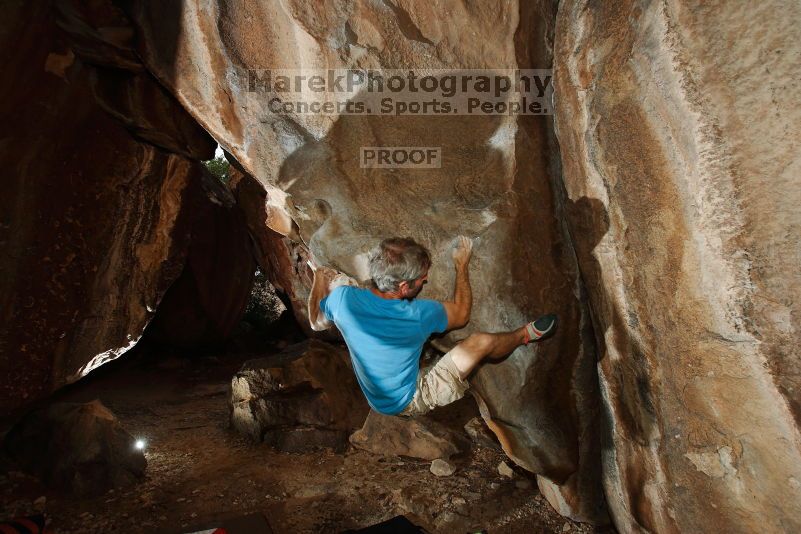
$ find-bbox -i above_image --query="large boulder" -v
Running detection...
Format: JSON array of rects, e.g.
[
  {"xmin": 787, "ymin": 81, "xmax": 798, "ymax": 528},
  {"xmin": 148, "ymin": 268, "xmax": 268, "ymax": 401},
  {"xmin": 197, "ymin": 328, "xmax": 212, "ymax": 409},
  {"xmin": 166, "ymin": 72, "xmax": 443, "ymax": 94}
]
[
  {"xmin": 350, "ymin": 410, "xmax": 469, "ymax": 461},
  {"xmin": 10, "ymin": 0, "xmax": 799, "ymax": 530},
  {"xmin": 230, "ymin": 340, "xmax": 369, "ymax": 451},
  {"xmin": 126, "ymin": 0, "xmax": 606, "ymax": 522},
  {"xmin": 0, "ymin": 2, "xmax": 257, "ymax": 411},
  {"xmin": 0, "ymin": 1, "xmax": 209, "ymax": 412},
  {"xmin": 3, "ymin": 400, "xmax": 146, "ymax": 495},
  {"xmin": 554, "ymin": 0, "xmax": 801, "ymax": 531}
]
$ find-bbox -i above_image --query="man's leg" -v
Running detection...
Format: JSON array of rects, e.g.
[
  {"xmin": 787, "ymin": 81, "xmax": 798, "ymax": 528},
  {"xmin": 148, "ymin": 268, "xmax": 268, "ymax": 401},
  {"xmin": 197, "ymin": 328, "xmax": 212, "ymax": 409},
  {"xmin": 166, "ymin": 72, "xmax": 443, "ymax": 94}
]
[
  {"xmin": 448, "ymin": 329, "xmax": 526, "ymax": 380},
  {"xmin": 399, "ymin": 328, "xmax": 530, "ymax": 417},
  {"xmin": 449, "ymin": 314, "xmax": 558, "ymax": 379},
  {"xmin": 399, "ymin": 315, "xmax": 557, "ymax": 417}
]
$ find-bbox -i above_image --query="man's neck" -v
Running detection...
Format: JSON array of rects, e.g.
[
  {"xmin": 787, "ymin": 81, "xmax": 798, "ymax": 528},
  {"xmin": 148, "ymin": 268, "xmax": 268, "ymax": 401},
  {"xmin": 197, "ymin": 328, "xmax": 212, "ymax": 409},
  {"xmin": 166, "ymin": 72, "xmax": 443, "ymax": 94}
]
[{"xmin": 370, "ymin": 287, "xmax": 403, "ymax": 300}]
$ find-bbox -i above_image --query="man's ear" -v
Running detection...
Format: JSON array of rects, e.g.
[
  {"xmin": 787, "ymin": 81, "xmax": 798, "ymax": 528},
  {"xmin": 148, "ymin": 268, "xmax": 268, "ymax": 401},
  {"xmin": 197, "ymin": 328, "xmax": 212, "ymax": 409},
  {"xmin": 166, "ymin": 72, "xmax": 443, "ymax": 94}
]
[{"xmin": 397, "ymin": 280, "xmax": 410, "ymax": 295}]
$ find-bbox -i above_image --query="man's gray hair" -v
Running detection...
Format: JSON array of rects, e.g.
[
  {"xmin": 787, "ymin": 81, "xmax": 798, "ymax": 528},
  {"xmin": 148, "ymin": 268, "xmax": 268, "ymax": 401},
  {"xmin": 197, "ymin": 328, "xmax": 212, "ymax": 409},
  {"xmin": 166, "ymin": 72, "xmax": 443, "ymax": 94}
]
[{"xmin": 369, "ymin": 237, "xmax": 432, "ymax": 292}]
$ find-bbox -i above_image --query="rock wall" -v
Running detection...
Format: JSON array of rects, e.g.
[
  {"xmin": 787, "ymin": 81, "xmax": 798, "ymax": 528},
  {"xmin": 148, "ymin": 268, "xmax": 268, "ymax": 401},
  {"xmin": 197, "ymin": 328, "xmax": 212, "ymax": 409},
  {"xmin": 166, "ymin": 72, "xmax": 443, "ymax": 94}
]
[
  {"xmin": 0, "ymin": 1, "xmax": 253, "ymax": 412},
  {"xmin": 554, "ymin": 1, "xmax": 801, "ymax": 532},
  {"xmin": 126, "ymin": 0, "xmax": 607, "ymax": 523}
]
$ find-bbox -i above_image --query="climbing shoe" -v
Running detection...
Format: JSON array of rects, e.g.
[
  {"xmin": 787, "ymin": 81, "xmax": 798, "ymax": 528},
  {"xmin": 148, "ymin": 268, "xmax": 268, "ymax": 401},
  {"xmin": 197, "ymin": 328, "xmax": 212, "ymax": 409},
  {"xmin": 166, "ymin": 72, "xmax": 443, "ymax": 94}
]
[{"xmin": 524, "ymin": 313, "xmax": 558, "ymax": 343}]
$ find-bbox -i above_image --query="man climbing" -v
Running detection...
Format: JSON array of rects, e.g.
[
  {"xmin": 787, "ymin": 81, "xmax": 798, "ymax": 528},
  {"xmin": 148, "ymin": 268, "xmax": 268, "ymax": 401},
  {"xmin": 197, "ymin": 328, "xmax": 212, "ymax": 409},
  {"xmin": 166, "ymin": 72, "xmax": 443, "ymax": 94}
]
[{"xmin": 307, "ymin": 236, "xmax": 557, "ymax": 417}]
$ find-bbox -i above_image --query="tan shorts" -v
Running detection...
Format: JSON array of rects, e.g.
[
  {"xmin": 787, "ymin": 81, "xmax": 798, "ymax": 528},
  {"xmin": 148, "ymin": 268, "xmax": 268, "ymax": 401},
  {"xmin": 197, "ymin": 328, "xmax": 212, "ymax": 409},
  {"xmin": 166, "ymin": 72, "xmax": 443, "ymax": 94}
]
[{"xmin": 397, "ymin": 352, "xmax": 470, "ymax": 417}]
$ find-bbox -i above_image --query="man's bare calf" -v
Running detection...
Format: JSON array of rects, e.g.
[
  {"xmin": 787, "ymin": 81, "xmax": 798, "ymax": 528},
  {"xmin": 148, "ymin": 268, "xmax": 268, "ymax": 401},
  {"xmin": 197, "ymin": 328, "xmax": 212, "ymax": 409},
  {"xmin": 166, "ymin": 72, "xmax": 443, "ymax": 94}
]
[{"xmin": 449, "ymin": 314, "xmax": 558, "ymax": 380}]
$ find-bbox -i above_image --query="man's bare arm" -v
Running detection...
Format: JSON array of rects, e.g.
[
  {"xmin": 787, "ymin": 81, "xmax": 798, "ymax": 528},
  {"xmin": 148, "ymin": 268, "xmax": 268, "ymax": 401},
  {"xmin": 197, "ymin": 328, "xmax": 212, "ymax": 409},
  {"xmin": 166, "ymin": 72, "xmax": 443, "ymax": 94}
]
[
  {"xmin": 441, "ymin": 236, "xmax": 473, "ymax": 330},
  {"xmin": 307, "ymin": 259, "xmax": 359, "ymax": 331},
  {"xmin": 308, "ymin": 263, "xmax": 334, "ymax": 331}
]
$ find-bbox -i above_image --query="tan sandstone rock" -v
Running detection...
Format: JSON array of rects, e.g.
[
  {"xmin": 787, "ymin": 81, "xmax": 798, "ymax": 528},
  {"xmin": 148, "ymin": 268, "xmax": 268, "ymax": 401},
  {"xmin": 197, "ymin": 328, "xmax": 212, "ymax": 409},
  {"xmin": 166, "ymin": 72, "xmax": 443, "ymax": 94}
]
[
  {"xmin": 0, "ymin": 2, "xmax": 205, "ymax": 412},
  {"xmin": 3, "ymin": 400, "xmax": 146, "ymax": 495},
  {"xmin": 11, "ymin": 1, "xmax": 798, "ymax": 530},
  {"xmin": 430, "ymin": 458, "xmax": 457, "ymax": 477},
  {"xmin": 554, "ymin": 0, "xmax": 801, "ymax": 531}
]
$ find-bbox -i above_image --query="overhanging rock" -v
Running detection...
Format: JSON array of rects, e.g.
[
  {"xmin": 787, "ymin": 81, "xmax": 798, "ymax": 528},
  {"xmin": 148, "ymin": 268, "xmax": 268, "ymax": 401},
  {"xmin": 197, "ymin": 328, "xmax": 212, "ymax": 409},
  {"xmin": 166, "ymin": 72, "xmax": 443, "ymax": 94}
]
[{"xmin": 128, "ymin": 0, "xmax": 606, "ymax": 522}]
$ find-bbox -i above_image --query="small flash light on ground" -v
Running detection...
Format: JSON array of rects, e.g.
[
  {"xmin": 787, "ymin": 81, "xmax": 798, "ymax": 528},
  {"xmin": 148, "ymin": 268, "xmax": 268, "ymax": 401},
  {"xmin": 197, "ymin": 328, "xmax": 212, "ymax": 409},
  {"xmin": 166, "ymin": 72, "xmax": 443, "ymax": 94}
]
[{"xmin": 135, "ymin": 439, "xmax": 146, "ymax": 450}]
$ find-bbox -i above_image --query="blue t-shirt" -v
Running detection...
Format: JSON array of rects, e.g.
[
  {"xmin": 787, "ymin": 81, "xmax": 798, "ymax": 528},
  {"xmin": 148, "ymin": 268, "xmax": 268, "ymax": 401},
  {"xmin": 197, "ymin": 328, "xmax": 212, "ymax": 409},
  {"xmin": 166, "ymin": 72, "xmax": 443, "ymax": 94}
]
[{"xmin": 320, "ymin": 286, "xmax": 449, "ymax": 415}]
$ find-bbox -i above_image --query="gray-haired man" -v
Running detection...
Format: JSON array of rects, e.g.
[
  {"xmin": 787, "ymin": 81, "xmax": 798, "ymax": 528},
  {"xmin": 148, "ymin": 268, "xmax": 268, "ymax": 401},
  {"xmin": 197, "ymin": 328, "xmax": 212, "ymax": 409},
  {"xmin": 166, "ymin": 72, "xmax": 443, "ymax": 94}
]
[{"xmin": 307, "ymin": 236, "xmax": 557, "ymax": 417}]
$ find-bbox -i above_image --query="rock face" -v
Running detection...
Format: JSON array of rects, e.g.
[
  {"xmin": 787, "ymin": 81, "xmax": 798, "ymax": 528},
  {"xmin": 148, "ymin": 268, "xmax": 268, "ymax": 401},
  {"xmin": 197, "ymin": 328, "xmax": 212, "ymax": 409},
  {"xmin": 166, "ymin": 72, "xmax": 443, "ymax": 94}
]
[
  {"xmin": 230, "ymin": 340, "xmax": 369, "ymax": 451},
  {"xmin": 228, "ymin": 167, "xmax": 319, "ymax": 336},
  {"xmin": 0, "ymin": 2, "xmax": 255, "ymax": 411},
  {"xmin": 554, "ymin": 1, "xmax": 801, "ymax": 532},
  {"xmin": 127, "ymin": 0, "xmax": 606, "ymax": 522},
  {"xmin": 0, "ymin": 1, "xmax": 207, "ymax": 412},
  {"xmin": 350, "ymin": 410, "xmax": 469, "ymax": 461},
  {"xmin": 3, "ymin": 400, "xmax": 146, "ymax": 495}
]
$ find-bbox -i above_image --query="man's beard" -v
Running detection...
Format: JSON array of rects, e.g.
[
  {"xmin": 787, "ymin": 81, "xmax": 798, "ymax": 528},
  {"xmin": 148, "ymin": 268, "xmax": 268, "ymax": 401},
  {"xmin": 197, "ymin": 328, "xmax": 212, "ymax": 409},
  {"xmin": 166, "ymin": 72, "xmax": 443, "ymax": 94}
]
[{"xmin": 404, "ymin": 283, "xmax": 424, "ymax": 300}]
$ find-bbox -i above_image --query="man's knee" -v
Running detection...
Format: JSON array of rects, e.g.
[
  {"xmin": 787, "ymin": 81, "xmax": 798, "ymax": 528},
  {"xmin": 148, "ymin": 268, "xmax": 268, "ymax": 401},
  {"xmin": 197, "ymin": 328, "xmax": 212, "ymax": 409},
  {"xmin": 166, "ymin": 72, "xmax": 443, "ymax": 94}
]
[{"xmin": 463, "ymin": 332, "xmax": 494, "ymax": 354}]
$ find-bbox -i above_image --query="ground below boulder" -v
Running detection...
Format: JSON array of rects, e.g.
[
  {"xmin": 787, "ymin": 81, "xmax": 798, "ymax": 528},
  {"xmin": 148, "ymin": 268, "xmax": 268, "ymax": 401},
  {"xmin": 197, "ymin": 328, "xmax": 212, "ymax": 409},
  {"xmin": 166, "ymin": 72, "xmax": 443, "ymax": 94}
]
[
  {"xmin": 3, "ymin": 400, "xmax": 145, "ymax": 496},
  {"xmin": 0, "ymin": 344, "xmax": 604, "ymax": 533}
]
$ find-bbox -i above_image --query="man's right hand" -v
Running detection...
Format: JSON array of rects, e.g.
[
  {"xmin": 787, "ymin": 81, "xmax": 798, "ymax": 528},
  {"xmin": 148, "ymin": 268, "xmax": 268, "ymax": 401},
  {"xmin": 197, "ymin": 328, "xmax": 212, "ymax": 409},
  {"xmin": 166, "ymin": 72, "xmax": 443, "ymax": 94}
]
[
  {"xmin": 452, "ymin": 235, "xmax": 473, "ymax": 269},
  {"xmin": 308, "ymin": 260, "xmax": 338, "ymax": 332},
  {"xmin": 443, "ymin": 235, "xmax": 473, "ymax": 330}
]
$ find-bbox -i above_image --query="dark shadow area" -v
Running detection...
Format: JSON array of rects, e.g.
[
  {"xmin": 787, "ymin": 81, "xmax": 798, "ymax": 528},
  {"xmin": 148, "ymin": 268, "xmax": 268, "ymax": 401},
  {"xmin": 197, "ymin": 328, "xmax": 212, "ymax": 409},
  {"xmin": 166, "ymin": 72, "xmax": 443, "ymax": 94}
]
[{"xmin": 565, "ymin": 194, "xmax": 661, "ymax": 532}]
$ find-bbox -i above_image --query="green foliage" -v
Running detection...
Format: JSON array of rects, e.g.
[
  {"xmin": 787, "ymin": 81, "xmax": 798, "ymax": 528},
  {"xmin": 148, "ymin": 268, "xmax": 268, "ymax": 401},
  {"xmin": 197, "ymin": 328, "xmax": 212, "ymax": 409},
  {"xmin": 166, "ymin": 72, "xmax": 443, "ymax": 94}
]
[{"xmin": 203, "ymin": 156, "xmax": 230, "ymax": 184}]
